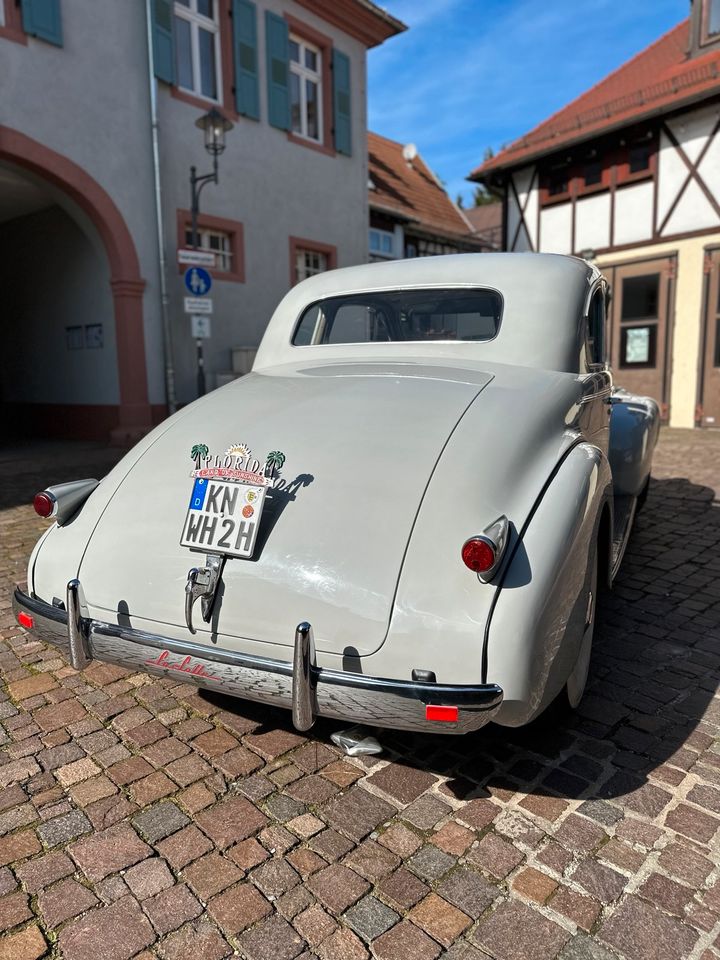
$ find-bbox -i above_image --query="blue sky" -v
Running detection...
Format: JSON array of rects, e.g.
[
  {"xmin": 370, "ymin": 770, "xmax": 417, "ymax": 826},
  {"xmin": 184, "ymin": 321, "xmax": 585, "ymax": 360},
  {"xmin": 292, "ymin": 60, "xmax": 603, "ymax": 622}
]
[{"xmin": 368, "ymin": 0, "xmax": 689, "ymax": 205}]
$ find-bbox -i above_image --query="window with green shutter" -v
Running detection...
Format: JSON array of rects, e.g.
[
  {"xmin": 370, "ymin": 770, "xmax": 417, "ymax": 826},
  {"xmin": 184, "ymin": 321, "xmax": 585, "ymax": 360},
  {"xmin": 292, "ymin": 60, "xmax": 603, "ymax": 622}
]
[
  {"xmin": 265, "ymin": 11, "xmax": 290, "ymax": 131},
  {"xmin": 233, "ymin": 0, "xmax": 259, "ymax": 119},
  {"xmin": 151, "ymin": 0, "xmax": 175, "ymax": 84},
  {"xmin": 21, "ymin": 0, "xmax": 62, "ymax": 47},
  {"xmin": 333, "ymin": 49, "xmax": 351, "ymax": 156}
]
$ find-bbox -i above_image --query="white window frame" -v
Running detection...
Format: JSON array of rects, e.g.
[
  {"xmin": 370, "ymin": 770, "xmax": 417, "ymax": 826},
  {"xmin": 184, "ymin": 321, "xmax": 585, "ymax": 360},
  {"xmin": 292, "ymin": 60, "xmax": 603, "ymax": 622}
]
[
  {"xmin": 296, "ymin": 248, "xmax": 328, "ymax": 282},
  {"xmin": 289, "ymin": 35, "xmax": 323, "ymax": 143},
  {"xmin": 185, "ymin": 226, "xmax": 232, "ymax": 272},
  {"xmin": 174, "ymin": 0, "xmax": 222, "ymax": 103},
  {"xmin": 369, "ymin": 228, "xmax": 396, "ymax": 260},
  {"xmin": 0, "ymin": 3, "xmax": 5, "ymax": 27}
]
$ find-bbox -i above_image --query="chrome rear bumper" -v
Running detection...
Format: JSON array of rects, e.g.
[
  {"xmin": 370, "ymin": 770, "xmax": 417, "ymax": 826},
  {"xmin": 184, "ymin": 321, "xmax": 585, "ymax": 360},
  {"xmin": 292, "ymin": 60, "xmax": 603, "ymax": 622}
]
[{"xmin": 12, "ymin": 582, "xmax": 503, "ymax": 735}]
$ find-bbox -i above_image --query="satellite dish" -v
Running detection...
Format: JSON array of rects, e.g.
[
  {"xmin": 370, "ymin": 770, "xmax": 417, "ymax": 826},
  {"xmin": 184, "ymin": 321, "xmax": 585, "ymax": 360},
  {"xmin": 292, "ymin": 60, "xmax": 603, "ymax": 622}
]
[{"xmin": 402, "ymin": 143, "xmax": 418, "ymax": 163}]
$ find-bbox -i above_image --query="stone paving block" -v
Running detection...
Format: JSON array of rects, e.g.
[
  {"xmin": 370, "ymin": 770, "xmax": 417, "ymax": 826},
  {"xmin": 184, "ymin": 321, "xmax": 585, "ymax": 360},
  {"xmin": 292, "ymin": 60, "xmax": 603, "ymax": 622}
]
[
  {"xmin": 143, "ymin": 882, "xmax": 203, "ymax": 935},
  {"xmin": 307, "ymin": 863, "xmax": 371, "ymax": 915},
  {"xmin": 512, "ymin": 867, "xmax": 559, "ymax": 904},
  {"xmin": 166, "ymin": 753, "xmax": 213, "ymax": 787},
  {"xmin": 402, "ymin": 794, "xmax": 452, "ymax": 830},
  {"xmin": 473, "ymin": 899, "xmax": 571, "ymax": 960},
  {"xmin": 265, "ymin": 793, "xmax": 306, "ymax": 823},
  {"xmin": 275, "ymin": 885, "xmax": 313, "ymax": 920},
  {"xmin": 366, "ymin": 762, "xmax": 438, "ymax": 805},
  {"xmin": 55, "ymin": 756, "xmax": 101, "ymax": 787},
  {"xmin": 558, "ymin": 934, "xmax": 620, "ymax": 960},
  {"xmin": 407, "ymin": 844, "xmax": 456, "ymax": 882},
  {"xmin": 287, "ymin": 847, "xmax": 326, "ymax": 879},
  {"xmin": 286, "ymin": 774, "xmax": 339, "ymax": 805},
  {"xmin": 37, "ymin": 876, "xmax": 98, "ymax": 927},
  {"xmin": 665, "ymin": 802, "xmax": 720, "ymax": 842},
  {"xmin": 156, "ymin": 824, "xmax": 212, "ymax": 870},
  {"xmin": 228, "ymin": 837, "xmax": 269, "ymax": 870},
  {"xmin": 240, "ymin": 914, "xmax": 305, "ymax": 960},
  {"xmin": 0, "ymin": 830, "xmax": 41, "ymax": 867},
  {"xmin": 0, "ymin": 891, "xmax": 32, "ymax": 932},
  {"xmin": 438, "ymin": 866, "xmax": 500, "ymax": 918},
  {"xmin": 0, "ymin": 867, "xmax": 16, "ymax": 898},
  {"xmin": 373, "ymin": 919, "xmax": 442, "ymax": 960},
  {"xmin": 252, "ymin": 857, "xmax": 301, "ymax": 897},
  {"xmin": 317, "ymin": 927, "xmax": 369, "ymax": 960},
  {"xmin": 598, "ymin": 895, "xmax": 698, "ymax": 960},
  {"xmin": 59, "ymin": 893, "xmax": 156, "ymax": 960},
  {"xmin": 69, "ymin": 774, "xmax": 117, "ymax": 808},
  {"xmin": 129, "ymin": 770, "xmax": 177, "ymax": 806},
  {"xmin": 37, "ymin": 809, "xmax": 91, "ymax": 847},
  {"xmin": 70, "ymin": 822, "xmax": 151, "ymax": 881},
  {"xmin": 294, "ymin": 902, "xmax": 338, "ymax": 947},
  {"xmin": 207, "ymin": 883, "xmax": 272, "ymax": 935},
  {"xmin": 157, "ymin": 918, "xmax": 232, "ymax": 960},
  {"xmin": 183, "ymin": 851, "xmax": 243, "ymax": 900},
  {"xmin": 86, "ymin": 793, "xmax": 137, "ymax": 831},
  {"xmin": 377, "ymin": 822, "xmax": 422, "ymax": 859},
  {"xmin": 323, "ymin": 788, "xmax": 395, "ymax": 842},
  {"xmin": 125, "ymin": 857, "xmax": 175, "ymax": 900},
  {"xmin": 309, "ymin": 829, "xmax": 355, "ymax": 863},
  {"xmin": 196, "ymin": 794, "xmax": 268, "ymax": 849},
  {"xmin": 410, "ymin": 892, "xmax": 472, "ymax": 947},
  {"xmin": 343, "ymin": 839, "xmax": 399, "ymax": 882},
  {"xmin": 344, "ymin": 894, "xmax": 399, "ymax": 942},
  {"xmin": 132, "ymin": 801, "xmax": 189, "ymax": 843},
  {"xmin": 0, "ymin": 923, "xmax": 47, "ymax": 960},
  {"xmin": 550, "ymin": 886, "xmax": 601, "ymax": 932},
  {"xmin": 245, "ymin": 728, "xmax": 306, "ymax": 761},
  {"xmin": 571, "ymin": 859, "xmax": 627, "ymax": 904},
  {"xmin": 377, "ymin": 867, "xmax": 429, "ymax": 911}
]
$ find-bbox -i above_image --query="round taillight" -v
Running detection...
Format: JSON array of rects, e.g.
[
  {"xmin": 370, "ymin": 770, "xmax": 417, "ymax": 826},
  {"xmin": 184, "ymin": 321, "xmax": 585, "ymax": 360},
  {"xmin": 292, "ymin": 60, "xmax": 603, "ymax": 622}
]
[
  {"xmin": 461, "ymin": 537, "xmax": 496, "ymax": 573},
  {"xmin": 33, "ymin": 492, "xmax": 55, "ymax": 518}
]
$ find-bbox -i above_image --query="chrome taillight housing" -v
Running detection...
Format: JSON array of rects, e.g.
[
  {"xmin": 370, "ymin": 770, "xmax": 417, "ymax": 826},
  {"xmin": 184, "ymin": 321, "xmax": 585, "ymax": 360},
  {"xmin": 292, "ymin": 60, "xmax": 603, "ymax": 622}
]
[
  {"xmin": 33, "ymin": 479, "xmax": 99, "ymax": 526},
  {"xmin": 462, "ymin": 515, "xmax": 509, "ymax": 582}
]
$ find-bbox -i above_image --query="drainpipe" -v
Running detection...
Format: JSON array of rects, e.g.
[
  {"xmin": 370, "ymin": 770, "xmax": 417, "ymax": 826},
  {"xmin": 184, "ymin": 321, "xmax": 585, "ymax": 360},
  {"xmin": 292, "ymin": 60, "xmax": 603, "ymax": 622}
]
[{"xmin": 145, "ymin": 0, "xmax": 177, "ymax": 414}]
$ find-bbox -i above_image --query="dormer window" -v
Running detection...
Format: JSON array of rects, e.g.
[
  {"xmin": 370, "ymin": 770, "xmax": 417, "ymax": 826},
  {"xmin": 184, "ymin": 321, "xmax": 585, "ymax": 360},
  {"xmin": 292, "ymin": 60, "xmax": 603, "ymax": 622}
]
[{"xmin": 707, "ymin": 0, "xmax": 720, "ymax": 36}]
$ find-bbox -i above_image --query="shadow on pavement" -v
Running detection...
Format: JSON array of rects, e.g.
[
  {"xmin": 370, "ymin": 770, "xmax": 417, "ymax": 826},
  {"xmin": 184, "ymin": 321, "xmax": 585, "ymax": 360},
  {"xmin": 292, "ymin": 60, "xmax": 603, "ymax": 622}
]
[{"xmin": 203, "ymin": 476, "xmax": 720, "ymax": 808}]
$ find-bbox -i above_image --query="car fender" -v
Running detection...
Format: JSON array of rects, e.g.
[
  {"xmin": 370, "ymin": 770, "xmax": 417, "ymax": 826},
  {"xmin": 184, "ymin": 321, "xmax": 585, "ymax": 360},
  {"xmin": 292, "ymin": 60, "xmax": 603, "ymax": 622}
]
[
  {"xmin": 609, "ymin": 391, "xmax": 660, "ymax": 498},
  {"xmin": 488, "ymin": 442, "xmax": 612, "ymax": 726}
]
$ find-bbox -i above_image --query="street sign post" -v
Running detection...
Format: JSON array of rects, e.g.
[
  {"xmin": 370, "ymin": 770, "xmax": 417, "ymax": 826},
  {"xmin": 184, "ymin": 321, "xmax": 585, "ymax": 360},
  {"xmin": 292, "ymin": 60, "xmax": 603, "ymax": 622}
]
[
  {"xmin": 177, "ymin": 248, "xmax": 216, "ymax": 267},
  {"xmin": 184, "ymin": 297, "xmax": 213, "ymax": 314},
  {"xmin": 184, "ymin": 266, "xmax": 213, "ymax": 296}
]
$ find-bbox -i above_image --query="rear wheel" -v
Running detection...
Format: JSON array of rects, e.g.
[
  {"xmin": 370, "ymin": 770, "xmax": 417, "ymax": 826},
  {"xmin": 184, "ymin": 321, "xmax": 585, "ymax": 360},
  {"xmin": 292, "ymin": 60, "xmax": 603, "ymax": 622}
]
[{"xmin": 564, "ymin": 549, "xmax": 597, "ymax": 709}]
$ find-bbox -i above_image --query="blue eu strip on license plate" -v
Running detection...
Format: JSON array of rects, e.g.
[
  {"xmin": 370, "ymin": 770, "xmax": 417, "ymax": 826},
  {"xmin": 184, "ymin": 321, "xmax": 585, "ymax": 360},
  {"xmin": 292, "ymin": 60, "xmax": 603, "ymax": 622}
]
[{"xmin": 189, "ymin": 477, "xmax": 208, "ymax": 510}]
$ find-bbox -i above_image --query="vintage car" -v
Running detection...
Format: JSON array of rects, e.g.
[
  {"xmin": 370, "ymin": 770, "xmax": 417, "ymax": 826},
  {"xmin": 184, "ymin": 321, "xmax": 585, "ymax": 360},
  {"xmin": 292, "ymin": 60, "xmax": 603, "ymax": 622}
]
[{"xmin": 13, "ymin": 254, "xmax": 659, "ymax": 735}]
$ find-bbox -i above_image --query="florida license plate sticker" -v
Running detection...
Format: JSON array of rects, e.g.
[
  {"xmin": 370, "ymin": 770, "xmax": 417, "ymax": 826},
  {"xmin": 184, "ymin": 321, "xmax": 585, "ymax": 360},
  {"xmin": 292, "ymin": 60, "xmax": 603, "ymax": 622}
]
[{"xmin": 180, "ymin": 443, "xmax": 286, "ymax": 560}]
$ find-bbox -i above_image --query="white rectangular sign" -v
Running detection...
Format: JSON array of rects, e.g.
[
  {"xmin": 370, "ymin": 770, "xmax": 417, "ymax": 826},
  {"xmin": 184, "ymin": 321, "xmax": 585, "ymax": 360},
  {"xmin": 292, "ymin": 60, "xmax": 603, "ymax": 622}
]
[
  {"xmin": 191, "ymin": 315, "xmax": 211, "ymax": 339},
  {"xmin": 178, "ymin": 248, "xmax": 216, "ymax": 267},
  {"xmin": 184, "ymin": 297, "xmax": 213, "ymax": 314}
]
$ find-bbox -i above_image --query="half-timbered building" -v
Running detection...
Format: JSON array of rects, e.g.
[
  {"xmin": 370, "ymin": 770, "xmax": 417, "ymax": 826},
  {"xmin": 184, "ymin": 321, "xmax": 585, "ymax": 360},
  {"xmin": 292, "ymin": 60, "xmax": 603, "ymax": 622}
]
[{"xmin": 471, "ymin": 0, "xmax": 720, "ymax": 428}]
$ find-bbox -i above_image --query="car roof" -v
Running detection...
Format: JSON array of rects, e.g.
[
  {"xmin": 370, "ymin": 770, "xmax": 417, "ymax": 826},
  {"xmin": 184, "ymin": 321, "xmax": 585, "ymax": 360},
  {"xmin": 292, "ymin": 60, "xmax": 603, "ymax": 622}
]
[{"xmin": 253, "ymin": 253, "xmax": 602, "ymax": 374}]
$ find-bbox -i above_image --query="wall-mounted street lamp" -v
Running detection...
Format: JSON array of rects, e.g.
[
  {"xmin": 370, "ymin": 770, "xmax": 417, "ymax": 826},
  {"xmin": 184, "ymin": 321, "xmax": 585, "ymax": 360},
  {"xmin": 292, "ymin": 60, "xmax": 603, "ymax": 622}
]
[
  {"xmin": 190, "ymin": 108, "xmax": 234, "ymax": 248},
  {"xmin": 188, "ymin": 108, "xmax": 233, "ymax": 397}
]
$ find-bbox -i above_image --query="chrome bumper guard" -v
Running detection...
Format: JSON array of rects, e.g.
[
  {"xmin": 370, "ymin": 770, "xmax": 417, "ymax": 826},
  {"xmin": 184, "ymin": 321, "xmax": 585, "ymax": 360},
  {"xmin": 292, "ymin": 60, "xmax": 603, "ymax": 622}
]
[{"xmin": 12, "ymin": 582, "xmax": 503, "ymax": 734}]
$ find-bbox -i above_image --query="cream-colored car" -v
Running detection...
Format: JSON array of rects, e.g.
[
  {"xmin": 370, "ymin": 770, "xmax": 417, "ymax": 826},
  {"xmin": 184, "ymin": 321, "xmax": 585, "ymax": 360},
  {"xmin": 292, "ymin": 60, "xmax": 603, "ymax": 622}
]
[{"xmin": 13, "ymin": 254, "xmax": 658, "ymax": 734}]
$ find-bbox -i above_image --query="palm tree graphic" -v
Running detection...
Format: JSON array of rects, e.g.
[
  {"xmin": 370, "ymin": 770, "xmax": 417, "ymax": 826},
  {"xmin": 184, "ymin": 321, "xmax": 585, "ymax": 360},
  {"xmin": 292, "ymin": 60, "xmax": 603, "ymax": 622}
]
[
  {"xmin": 191, "ymin": 443, "xmax": 209, "ymax": 468},
  {"xmin": 265, "ymin": 450, "xmax": 286, "ymax": 476}
]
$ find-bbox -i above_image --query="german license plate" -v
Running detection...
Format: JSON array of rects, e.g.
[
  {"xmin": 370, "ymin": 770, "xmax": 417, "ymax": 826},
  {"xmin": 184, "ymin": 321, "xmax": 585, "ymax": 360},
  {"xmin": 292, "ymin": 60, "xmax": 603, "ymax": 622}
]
[{"xmin": 180, "ymin": 477, "xmax": 266, "ymax": 558}]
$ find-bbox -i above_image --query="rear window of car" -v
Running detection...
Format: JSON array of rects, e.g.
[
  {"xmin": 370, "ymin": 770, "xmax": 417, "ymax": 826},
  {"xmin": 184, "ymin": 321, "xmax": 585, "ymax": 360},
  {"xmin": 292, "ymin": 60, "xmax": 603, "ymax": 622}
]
[{"xmin": 292, "ymin": 288, "xmax": 502, "ymax": 345}]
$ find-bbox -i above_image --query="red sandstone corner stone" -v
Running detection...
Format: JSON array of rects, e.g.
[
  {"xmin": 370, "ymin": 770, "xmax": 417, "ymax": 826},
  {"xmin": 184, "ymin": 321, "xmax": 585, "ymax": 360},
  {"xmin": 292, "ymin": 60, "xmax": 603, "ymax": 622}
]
[
  {"xmin": 196, "ymin": 795, "xmax": 268, "ymax": 849},
  {"xmin": 373, "ymin": 919, "xmax": 442, "ymax": 960},
  {"xmin": 0, "ymin": 923, "xmax": 47, "ymax": 960},
  {"xmin": 69, "ymin": 822, "xmax": 151, "ymax": 882},
  {"xmin": 473, "ymin": 899, "xmax": 570, "ymax": 960}
]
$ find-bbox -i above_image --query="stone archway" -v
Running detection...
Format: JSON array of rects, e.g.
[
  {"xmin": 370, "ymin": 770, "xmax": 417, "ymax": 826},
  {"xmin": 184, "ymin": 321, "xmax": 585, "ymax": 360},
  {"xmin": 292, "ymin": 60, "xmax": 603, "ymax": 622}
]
[{"xmin": 0, "ymin": 126, "xmax": 153, "ymax": 440}]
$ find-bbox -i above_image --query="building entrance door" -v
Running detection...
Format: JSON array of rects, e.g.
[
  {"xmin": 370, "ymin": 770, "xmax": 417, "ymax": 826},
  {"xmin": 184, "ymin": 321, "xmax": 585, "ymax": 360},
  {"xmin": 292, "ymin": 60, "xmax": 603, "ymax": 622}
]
[
  {"xmin": 605, "ymin": 255, "xmax": 675, "ymax": 420},
  {"xmin": 699, "ymin": 247, "xmax": 720, "ymax": 427}
]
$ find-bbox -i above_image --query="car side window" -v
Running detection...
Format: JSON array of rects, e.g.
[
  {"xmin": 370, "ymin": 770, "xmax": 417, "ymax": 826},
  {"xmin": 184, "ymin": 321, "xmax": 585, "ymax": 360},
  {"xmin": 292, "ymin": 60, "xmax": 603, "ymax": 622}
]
[{"xmin": 587, "ymin": 289, "xmax": 606, "ymax": 367}]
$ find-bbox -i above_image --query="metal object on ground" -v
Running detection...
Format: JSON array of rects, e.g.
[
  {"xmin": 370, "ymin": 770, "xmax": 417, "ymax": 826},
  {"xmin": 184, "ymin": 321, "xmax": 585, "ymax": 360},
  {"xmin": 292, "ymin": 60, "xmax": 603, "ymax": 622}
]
[{"xmin": 331, "ymin": 725, "xmax": 383, "ymax": 756}]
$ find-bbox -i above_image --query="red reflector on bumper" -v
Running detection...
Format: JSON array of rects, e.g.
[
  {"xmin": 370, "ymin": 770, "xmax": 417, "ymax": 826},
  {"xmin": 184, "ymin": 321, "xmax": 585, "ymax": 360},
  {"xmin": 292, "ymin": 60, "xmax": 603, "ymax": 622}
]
[
  {"xmin": 425, "ymin": 704, "xmax": 458, "ymax": 722},
  {"xmin": 17, "ymin": 612, "xmax": 34, "ymax": 629}
]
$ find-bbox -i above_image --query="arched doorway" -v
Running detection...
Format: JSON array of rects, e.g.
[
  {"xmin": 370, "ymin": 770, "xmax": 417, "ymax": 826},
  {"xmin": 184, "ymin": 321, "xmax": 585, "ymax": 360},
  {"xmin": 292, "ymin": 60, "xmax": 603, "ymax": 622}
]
[{"xmin": 0, "ymin": 127, "xmax": 153, "ymax": 442}]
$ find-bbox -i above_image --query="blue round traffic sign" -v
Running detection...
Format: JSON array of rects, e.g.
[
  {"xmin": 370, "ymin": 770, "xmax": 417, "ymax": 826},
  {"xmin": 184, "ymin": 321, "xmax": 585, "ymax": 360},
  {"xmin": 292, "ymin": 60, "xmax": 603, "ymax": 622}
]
[{"xmin": 184, "ymin": 266, "xmax": 212, "ymax": 296}]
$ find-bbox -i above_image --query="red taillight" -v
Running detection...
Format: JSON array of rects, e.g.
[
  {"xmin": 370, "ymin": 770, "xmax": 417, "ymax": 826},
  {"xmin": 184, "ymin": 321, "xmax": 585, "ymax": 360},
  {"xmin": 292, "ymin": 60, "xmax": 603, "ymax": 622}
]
[
  {"xmin": 426, "ymin": 704, "xmax": 459, "ymax": 722},
  {"xmin": 17, "ymin": 612, "xmax": 34, "ymax": 630},
  {"xmin": 461, "ymin": 537, "xmax": 496, "ymax": 573},
  {"xmin": 33, "ymin": 492, "xmax": 55, "ymax": 518}
]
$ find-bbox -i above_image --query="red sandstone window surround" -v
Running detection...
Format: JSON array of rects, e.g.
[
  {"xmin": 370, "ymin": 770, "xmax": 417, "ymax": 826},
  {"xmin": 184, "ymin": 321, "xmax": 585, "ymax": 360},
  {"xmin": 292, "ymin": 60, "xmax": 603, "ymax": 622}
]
[{"xmin": 289, "ymin": 236, "xmax": 337, "ymax": 285}]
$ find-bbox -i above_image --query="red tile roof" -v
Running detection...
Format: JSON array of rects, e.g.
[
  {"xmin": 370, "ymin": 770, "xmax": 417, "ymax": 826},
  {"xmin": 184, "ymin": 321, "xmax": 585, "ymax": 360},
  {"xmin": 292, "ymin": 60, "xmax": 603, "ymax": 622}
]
[
  {"xmin": 368, "ymin": 132, "xmax": 475, "ymax": 239},
  {"xmin": 472, "ymin": 18, "xmax": 720, "ymax": 177},
  {"xmin": 464, "ymin": 202, "xmax": 502, "ymax": 239}
]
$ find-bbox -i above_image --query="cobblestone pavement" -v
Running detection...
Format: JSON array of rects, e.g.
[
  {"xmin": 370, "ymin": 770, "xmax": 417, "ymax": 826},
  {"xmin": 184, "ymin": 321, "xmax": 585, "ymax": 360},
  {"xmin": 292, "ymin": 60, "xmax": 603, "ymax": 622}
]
[{"xmin": 0, "ymin": 430, "xmax": 719, "ymax": 960}]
